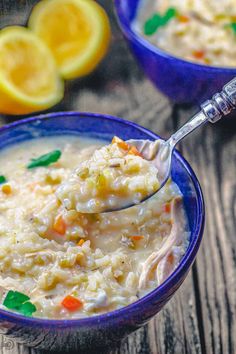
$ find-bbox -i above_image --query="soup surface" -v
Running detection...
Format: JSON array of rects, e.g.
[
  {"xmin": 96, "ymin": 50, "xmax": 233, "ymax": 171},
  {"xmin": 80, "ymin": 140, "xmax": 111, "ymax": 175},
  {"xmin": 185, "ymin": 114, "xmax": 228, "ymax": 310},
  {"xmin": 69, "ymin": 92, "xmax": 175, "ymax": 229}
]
[
  {"xmin": 133, "ymin": 0, "xmax": 236, "ymax": 67},
  {"xmin": 0, "ymin": 136, "xmax": 189, "ymax": 318}
]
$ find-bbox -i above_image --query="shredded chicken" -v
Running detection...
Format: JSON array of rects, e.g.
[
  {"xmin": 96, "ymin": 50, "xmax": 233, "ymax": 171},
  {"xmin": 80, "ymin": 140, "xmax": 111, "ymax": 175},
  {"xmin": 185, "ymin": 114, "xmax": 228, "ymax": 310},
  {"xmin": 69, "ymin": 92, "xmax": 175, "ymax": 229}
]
[
  {"xmin": 156, "ymin": 247, "xmax": 183, "ymax": 284},
  {"xmin": 139, "ymin": 197, "xmax": 185, "ymax": 289}
]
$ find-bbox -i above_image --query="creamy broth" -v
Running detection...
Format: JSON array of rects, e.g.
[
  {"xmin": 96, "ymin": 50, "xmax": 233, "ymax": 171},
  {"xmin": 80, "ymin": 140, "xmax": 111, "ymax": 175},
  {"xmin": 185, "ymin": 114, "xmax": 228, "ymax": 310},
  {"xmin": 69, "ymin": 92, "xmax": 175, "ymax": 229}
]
[
  {"xmin": 133, "ymin": 0, "xmax": 236, "ymax": 67},
  {"xmin": 0, "ymin": 136, "xmax": 189, "ymax": 319}
]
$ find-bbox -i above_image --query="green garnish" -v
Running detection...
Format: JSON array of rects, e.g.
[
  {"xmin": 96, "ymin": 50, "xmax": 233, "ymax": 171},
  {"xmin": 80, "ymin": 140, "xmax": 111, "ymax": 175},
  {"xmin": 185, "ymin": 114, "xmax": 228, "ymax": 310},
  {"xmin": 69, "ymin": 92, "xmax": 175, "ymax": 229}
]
[
  {"xmin": 163, "ymin": 8, "xmax": 177, "ymax": 22},
  {"xmin": 144, "ymin": 7, "xmax": 177, "ymax": 36},
  {"xmin": 27, "ymin": 150, "xmax": 61, "ymax": 169},
  {"xmin": 3, "ymin": 290, "xmax": 36, "ymax": 317},
  {"xmin": 144, "ymin": 13, "xmax": 162, "ymax": 36},
  {"xmin": 17, "ymin": 302, "xmax": 37, "ymax": 317},
  {"xmin": 0, "ymin": 175, "xmax": 7, "ymax": 184},
  {"xmin": 227, "ymin": 22, "xmax": 236, "ymax": 35}
]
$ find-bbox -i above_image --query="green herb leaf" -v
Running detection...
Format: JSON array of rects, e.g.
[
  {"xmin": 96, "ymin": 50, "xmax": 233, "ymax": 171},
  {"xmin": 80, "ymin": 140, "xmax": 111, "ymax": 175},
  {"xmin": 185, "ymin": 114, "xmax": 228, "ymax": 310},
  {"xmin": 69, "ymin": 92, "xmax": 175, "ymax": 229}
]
[
  {"xmin": 144, "ymin": 13, "xmax": 163, "ymax": 35},
  {"xmin": 0, "ymin": 175, "xmax": 7, "ymax": 184},
  {"xmin": 228, "ymin": 22, "xmax": 236, "ymax": 35},
  {"xmin": 3, "ymin": 290, "xmax": 36, "ymax": 317},
  {"xmin": 27, "ymin": 150, "xmax": 61, "ymax": 169},
  {"xmin": 144, "ymin": 7, "xmax": 177, "ymax": 36},
  {"xmin": 163, "ymin": 7, "xmax": 177, "ymax": 22},
  {"xmin": 3, "ymin": 290, "xmax": 30, "ymax": 307},
  {"xmin": 18, "ymin": 302, "xmax": 37, "ymax": 317}
]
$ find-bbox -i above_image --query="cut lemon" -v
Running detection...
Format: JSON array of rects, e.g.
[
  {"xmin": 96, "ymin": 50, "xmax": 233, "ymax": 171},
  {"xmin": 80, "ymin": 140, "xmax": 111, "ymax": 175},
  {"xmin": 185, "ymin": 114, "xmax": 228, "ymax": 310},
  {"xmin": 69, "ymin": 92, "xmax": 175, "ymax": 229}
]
[
  {"xmin": 28, "ymin": 0, "xmax": 111, "ymax": 79},
  {"xmin": 0, "ymin": 26, "xmax": 64, "ymax": 115}
]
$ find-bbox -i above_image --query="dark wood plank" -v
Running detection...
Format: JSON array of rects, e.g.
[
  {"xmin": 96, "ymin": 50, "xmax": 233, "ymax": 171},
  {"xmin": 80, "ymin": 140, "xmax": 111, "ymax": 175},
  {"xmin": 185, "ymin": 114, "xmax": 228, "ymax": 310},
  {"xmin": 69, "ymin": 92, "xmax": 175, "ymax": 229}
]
[{"xmin": 175, "ymin": 107, "xmax": 236, "ymax": 354}]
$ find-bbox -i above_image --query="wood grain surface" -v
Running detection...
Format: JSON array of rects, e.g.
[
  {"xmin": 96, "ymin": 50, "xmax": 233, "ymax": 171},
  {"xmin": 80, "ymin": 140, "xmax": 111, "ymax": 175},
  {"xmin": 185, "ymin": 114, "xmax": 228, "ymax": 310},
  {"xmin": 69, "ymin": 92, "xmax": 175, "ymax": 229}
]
[{"xmin": 0, "ymin": 1, "xmax": 235, "ymax": 353}]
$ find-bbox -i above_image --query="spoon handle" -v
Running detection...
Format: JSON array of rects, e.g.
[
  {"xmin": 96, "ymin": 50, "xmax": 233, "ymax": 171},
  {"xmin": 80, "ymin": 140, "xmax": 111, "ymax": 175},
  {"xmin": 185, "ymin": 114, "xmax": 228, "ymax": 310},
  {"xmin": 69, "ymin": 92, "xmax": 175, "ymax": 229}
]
[{"xmin": 167, "ymin": 77, "xmax": 236, "ymax": 149}]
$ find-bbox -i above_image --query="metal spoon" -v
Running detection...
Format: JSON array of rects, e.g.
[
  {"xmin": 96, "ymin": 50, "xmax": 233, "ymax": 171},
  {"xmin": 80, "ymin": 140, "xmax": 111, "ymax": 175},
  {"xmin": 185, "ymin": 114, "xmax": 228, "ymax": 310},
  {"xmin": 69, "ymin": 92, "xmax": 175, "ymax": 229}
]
[{"xmin": 125, "ymin": 77, "xmax": 236, "ymax": 207}]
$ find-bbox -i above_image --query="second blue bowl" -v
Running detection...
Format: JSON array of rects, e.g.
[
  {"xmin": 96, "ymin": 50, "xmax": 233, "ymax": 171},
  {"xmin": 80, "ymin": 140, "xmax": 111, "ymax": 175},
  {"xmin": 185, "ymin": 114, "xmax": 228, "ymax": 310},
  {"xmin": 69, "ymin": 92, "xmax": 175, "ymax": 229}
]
[{"xmin": 114, "ymin": 0, "xmax": 236, "ymax": 104}]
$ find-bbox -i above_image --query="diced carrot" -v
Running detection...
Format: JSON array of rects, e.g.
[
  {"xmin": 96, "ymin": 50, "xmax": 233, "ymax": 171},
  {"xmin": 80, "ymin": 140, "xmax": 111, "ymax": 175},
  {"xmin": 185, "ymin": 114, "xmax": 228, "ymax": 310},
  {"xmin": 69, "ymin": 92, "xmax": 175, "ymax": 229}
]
[
  {"xmin": 2, "ymin": 184, "xmax": 12, "ymax": 195},
  {"xmin": 192, "ymin": 50, "xmax": 205, "ymax": 59},
  {"xmin": 53, "ymin": 215, "xmax": 66, "ymax": 235},
  {"xmin": 77, "ymin": 239, "xmax": 85, "ymax": 246},
  {"xmin": 61, "ymin": 295, "xmax": 83, "ymax": 311},
  {"xmin": 112, "ymin": 136, "xmax": 122, "ymax": 144},
  {"xmin": 164, "ymin": 203, "xmax": 171, "ymax": 213},
  {"xmin": 118, "ymin": 141, "xmax": 130, "ymax": 151},
  {"xmin": 127, "ymin": 146, "xmax": 142, "ymax": 157},
  {"xmin": 130, "ymin": 235, "xmax": 144, "ymax": 241},
  {"xmin": 178, "ymin": 15, "xmax": 189, "ymax": 23},
  {"xmin": 112, "ymin": 136, "xmax": 130, "ymax": 151},
  {"xmin": 167, "ymin": 253, "xmax": 174, "ymax": 265}
]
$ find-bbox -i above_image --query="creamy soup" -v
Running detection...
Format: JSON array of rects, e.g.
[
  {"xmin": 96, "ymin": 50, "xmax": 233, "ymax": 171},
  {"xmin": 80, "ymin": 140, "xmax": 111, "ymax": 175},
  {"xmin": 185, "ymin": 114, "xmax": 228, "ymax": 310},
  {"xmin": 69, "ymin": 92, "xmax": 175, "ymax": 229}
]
[
  {"xmin": 57, "ymin": 136, "xmax": 160, "ymax": 213},
  {"xmin": 133, "ymin": 0, "xmax": 236, "ymax": 67},
  {"xmin": 0, "ymin": 136, "xmax": 189, "ymax": 319}
]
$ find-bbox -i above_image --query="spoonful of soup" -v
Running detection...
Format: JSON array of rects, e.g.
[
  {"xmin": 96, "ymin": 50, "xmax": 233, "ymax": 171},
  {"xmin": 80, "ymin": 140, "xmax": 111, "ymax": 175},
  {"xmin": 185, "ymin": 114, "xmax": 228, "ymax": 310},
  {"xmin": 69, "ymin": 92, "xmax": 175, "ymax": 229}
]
[{"xmin": 56, "ymin": 78, "xmax": 236, "ymax": 213}]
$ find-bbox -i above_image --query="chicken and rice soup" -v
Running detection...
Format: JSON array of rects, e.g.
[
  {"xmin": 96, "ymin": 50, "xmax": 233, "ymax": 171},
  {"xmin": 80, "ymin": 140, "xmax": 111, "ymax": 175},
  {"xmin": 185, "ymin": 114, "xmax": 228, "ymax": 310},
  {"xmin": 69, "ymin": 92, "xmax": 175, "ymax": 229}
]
[
  {"xmin": 0, "ymin": 136, "xmax": 189, "ymax": 318},
  {"xmin": 133, "ymin": 0, "xmax": 236, "ymax": 67}
]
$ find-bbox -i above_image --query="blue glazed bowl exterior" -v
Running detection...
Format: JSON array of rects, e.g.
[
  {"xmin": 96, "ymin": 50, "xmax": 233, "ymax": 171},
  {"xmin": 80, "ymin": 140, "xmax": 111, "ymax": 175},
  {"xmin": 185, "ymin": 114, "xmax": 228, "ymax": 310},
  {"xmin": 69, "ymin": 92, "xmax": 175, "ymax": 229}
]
[
  {"xmin": 0, "ymin": 112, "xmax": 204, "ymax": 351},
  {"xmin": 114, "ymin": 0, "xmax": 236, "ymax": 104}
]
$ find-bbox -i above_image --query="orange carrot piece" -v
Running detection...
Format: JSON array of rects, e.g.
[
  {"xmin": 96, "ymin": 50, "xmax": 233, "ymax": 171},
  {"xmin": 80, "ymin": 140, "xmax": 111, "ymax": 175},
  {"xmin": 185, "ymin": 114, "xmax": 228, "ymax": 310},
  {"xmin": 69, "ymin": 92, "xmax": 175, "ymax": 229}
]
[
  {"xmin": 53, "ymin": 215, "xmax": 66, "ymax": 235},
  {"xmin": 130, "ymin": 235, "xmax": 144, "ymax": 241},
  {"xmin": 127, "ymin": 146, "xmax": 142, "ymax": 157},
  {"xmin": 112, "ymin": 136, "xmax": 130, "ymax": 151},
  {"xmin": 192, "ymin": 50, "xmax": 205, "ymax": 59},
  {"xmin": 164, "ymin": 203, "xmax": 171, "ymax": 213},
  {"xmin": 178, "ymin": 15, "xmax": 189, "ymax": 23},
  {"xmin": 77, "ymin": 239, "xmax": 85, "ymax": 246},
  {"xmin": 118, "ymin": 141, "xmax": 130, "ymax": 151},
  {"xmin": 61, "ymin": 295, "xmax": 83, "ymax": 311},
  {"xmin": 167, "ymin": 253, "xmax": 174, "ymax": 265},
  {"xmin": 112, "ymin": 136, "xmax": 122, "ymax": 144},
  {"xmin": 2, "ymin": 184, "xmax": 12, "ymax": 195}
]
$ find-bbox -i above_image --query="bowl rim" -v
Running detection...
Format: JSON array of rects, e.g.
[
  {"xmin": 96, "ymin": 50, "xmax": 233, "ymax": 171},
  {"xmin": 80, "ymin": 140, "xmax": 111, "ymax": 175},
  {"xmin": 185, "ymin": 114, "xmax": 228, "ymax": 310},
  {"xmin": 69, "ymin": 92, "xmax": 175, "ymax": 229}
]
[
  {"xmin": 0, "ymin": 111, "xmax": 205, "ymax": 327},
  {"xmin": 114, "ymin": 0, "xmax": 236, "ymax": 73}
]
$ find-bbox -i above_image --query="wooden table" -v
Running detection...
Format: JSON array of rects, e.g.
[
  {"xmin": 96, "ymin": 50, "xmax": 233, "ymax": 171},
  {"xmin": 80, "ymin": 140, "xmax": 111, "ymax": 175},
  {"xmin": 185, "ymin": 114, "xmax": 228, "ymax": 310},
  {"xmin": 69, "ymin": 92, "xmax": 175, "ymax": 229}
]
[{"xmin": 0, "ymin": 1, "xmax": 235, "ymax": 353}]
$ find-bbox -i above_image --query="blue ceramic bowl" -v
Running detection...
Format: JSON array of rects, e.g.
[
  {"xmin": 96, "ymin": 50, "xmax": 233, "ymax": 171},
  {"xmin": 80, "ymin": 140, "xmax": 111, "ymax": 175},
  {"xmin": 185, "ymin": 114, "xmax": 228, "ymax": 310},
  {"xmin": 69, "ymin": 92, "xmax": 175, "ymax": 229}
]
[
  {"xmin": 0, "ymin": 112, "xmax": 204, "ymax": 351},
  {"xmin": 114, "ymin": 0, "xmax": 236, "ymax": 104}
]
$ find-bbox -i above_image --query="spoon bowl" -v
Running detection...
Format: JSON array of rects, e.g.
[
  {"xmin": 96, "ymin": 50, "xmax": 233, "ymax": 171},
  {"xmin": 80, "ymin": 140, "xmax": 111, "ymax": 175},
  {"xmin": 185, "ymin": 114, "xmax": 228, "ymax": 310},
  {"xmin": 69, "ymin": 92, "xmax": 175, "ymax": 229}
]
[{"xmin": 126, "ymin": 138, "xmax": 171, "ymax": 202}]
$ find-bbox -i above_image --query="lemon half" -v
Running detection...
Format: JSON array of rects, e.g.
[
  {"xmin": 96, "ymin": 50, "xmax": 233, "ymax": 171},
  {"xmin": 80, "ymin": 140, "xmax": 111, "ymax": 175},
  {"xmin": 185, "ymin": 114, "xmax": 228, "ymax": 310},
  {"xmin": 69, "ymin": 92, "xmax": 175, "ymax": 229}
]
[
  {"xmin": 0, "ymin": 26, "xmax": 64, "ymax": 115},
  {"xmin": 29, "ymin": 0, "xmax": 111, "ymax": 79}
]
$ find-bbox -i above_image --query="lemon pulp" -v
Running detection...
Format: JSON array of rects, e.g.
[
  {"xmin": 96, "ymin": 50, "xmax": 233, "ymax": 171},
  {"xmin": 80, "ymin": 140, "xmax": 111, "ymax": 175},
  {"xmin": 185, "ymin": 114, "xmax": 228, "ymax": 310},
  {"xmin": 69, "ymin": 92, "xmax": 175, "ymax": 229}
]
[
  {"xmin": 29, "ymin": 0, "xmax": 111, "ymax": 79},
  {"xmin": 0, "ymin": 26, "xmax": 63, "ymax": 115}
]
